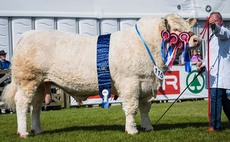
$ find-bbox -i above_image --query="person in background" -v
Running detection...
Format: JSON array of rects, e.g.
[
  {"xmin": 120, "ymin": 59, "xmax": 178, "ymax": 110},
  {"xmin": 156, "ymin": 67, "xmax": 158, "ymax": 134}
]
[
  {"xmin": 198, "ymin": 12, "xmax": 230, "ymax": 132},
  {"xmin": 197, "ymin": 49, "xmax": 202, "ymax": 60},
  {"xmin": 0, "ymin": 50, "xmax": 11, "ymax": 70},
  {"xmin": 190, "ymin": 49, "xmax": 202, "ymax": 64},
  {"xmin": 0, "ymin": 50, "xmax": 11, "ymax": 113},
  {"xmin": 0, "ymin": 50, "xmax": 11, "ymax": 87}
]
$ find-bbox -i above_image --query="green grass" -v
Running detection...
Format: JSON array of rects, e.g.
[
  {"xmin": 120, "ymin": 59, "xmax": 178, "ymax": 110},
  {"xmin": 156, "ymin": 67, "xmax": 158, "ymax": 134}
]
[{"xmin": 1, "ymin": 100, "xmax": 230, "ymax": 142}]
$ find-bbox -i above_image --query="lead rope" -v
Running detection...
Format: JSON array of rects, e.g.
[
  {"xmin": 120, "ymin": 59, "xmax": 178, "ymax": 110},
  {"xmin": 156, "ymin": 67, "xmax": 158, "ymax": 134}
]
[
  {"xmin": 200, "ymin": 17, "xmax": 211, "ymax": 126},
  {"xmin": 154, "ymin": 72, "xmax": 201, "ymax": 128}
]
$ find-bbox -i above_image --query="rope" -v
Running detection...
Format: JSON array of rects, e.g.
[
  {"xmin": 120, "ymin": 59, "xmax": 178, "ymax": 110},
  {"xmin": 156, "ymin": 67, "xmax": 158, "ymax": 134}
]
[
  {"xmin": 199, "ymin": 17, "xmax": 211, "ymax": 126},
  {"xmin": 154, "ymin": 72, "xmax": 202, "ymax": 128}
]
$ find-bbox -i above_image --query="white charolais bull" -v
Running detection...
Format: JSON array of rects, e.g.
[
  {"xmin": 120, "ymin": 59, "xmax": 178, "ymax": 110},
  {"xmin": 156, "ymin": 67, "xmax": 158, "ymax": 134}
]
[{"xmin": 2, "ymin": 13, "xmax": 200, "ymax": 138}]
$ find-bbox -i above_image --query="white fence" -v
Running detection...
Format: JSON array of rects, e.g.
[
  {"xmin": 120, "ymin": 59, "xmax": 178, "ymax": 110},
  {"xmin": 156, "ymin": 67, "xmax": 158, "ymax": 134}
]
[{"xmin": 1, "ymin": 0, "xmax": 230, "ymax": 106}]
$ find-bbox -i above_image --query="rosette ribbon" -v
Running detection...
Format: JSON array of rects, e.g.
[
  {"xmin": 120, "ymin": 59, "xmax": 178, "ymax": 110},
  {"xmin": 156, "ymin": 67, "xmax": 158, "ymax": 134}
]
[
  {"xmin": 179, "ymin": 32, "xmax": 191, "ymax": 72},
  {"xmin": 165, "ymin": 33, "xmax": 180, "ymax": 68},
  {"xmin": 161, "ymin": 30, "xmax": 170, "ymax": 62}
]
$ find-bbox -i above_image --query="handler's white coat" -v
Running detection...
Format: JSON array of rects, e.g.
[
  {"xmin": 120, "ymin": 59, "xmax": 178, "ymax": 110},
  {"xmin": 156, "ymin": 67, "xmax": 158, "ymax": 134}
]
[
  {"xmin": 2, "ymin": 13, "xmax": 200, "ymax": 138},
  {"xmin": 206, "ymin": 25, "xmax": 230, "ymax": 89}
]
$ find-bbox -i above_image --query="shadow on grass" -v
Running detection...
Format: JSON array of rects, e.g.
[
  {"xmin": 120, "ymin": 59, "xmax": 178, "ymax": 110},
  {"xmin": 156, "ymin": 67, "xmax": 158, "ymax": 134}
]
[
  {"xmin": 44, "ymin": 122, "xmax": 216, "ymax": 134},
  {"xmin": 153, "ymin": 122, "xmax": 209, "ymax": 131},
  {"xmin": 45, "ymin": 124, "xmax": 125, "ymax": 134}
]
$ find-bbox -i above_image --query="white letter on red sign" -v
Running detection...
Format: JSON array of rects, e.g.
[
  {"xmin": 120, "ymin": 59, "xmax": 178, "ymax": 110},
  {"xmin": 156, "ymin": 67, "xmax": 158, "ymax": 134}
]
[{"xmin": 162, "ymin": 75, "xmax": 178, "ymax": 90}]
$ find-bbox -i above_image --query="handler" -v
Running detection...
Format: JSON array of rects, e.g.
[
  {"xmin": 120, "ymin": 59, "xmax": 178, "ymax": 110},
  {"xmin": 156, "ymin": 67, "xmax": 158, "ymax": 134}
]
[{"xmin": 198, "ymin": 12, "xmax": 230, "ymax": 132}]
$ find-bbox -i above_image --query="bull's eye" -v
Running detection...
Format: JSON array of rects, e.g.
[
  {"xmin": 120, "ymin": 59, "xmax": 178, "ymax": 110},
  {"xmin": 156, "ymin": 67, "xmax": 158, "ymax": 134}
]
[
  {"xmin": 173, "ymin": 28, "xmax": 180, "ymax": 32},
  {"xmin": 189, "ymin": 31, "xmax": 195, "ymax": 36}
]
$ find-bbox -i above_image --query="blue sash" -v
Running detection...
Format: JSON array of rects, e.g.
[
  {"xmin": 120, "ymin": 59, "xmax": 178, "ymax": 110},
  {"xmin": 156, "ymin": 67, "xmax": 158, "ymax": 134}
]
[{"xmin": 97, "ymin": 34, "xmax": 112, "ymax": 108}]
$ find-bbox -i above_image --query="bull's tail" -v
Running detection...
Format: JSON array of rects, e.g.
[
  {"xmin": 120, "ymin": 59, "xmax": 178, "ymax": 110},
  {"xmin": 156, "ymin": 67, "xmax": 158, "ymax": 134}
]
[{"xmin": 1, "ymin": 78, "xmax": 17, "ymax": 110}]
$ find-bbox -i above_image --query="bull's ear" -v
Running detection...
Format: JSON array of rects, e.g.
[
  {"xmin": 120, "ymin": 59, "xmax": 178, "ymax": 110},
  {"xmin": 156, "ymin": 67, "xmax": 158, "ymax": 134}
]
[{"xmin": 186, "ymin": 18, "xmax": 197, "ymax": 28}]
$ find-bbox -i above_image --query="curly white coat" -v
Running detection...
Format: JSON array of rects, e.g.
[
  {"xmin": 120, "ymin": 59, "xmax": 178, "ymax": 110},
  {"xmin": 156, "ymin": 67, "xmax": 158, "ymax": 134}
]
[{"xmin": 2, "ymin": 13, "xmax": 200, "ymax": 138}]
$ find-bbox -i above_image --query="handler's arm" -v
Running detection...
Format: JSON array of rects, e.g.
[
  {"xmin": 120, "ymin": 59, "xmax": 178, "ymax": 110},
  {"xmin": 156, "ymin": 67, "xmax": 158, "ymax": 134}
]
[{"xmin": 211, "ymin": 24, "xmax": 230, "ymax": 40}]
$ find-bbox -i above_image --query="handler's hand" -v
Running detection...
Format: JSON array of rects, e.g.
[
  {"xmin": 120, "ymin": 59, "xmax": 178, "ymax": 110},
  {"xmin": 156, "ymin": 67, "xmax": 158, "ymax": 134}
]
[
  {"xmin": 197, "ymin": 64, "xmax": 205, "ymax": 74},
  {"xmin": 209, "ymin": 18, "xmax": 216, "ymax": 31}
]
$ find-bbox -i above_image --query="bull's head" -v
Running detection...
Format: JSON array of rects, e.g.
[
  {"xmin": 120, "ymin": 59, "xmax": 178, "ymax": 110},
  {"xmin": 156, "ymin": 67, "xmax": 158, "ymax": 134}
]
[
  {"xmin": 164, "ymin": 13, "xmax": 201, "ymax": 50},
  {"xmin": 159, "ymin": 13, "xmax": 202, "ymax": 72},
  {"xmin": 135, "ymin": 13, "xmax": 202, "ymax": 94},
  {"xmin": 153, "ymin": 13, "xmax": 201, "ymax": 93}
]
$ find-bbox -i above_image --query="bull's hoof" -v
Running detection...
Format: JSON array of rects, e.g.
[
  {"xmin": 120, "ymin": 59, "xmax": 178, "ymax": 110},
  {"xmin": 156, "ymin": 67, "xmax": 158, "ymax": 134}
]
[
  {"xmin": 20, "ymin": 134, "xmax": 28, "ymax": 139},
  {"xmin": 141, "ymin": 127, "xmax": 154, "ymax": 132},
  {"xmin": 16, "ymin": 132, "xmax": 28, "ymax": 139},
  {"xmin": 30, "ymin": 129, "xmax": 45, "ymax": 136},
  {"xmin": 125, "ymin": 129, "xmax": 139, "ymax": 135}
]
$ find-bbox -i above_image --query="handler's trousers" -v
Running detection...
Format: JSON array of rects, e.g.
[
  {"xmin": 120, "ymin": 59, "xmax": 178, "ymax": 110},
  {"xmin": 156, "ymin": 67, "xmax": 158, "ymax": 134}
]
[{"xmin": 210, "ymin": 88, "xmax": 230, "ymax": 130}]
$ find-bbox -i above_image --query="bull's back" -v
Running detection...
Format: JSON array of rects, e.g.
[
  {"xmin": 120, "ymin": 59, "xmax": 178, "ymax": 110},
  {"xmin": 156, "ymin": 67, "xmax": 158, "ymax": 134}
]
[{"xmin": 12, "ymin": 30, "xmax": 100, "ymax": 92}]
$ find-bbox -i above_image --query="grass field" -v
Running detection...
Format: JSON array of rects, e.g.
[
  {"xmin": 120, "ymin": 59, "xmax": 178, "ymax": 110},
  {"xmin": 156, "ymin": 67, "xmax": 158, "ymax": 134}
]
[{"xmin": 1, "ymin": 100, "xmax": 230, "ymax": 142}]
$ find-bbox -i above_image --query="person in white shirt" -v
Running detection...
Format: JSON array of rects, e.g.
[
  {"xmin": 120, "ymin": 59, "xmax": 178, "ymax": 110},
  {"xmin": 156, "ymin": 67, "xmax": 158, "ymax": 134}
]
[{"xmin": 198, "ymin": 12, "xmax": 230, "ymax": 132}]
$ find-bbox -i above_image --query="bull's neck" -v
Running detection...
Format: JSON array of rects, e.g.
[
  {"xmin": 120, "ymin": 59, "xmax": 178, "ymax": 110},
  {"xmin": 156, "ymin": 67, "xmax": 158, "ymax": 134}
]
[
  {"xmin": 135, "ymin": 24, "xmax": 155, "ymax": 47},
  {"xmin": 135, "ymin": 23, "xmax": 165, "ymax": 80}
]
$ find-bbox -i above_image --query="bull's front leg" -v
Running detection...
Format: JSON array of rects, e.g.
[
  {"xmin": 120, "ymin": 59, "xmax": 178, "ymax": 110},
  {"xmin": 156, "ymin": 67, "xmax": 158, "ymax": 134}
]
[
  {"xmin": 15, "ymin": 89, "xmax": 31, "ymax": 139},
  {"xmin": 139, "ymin": 96, "xmax": 153, "ymax": 131},
  {"xmin": 119, "ymin": 81, "xmax": 140, "ymax": 135}
]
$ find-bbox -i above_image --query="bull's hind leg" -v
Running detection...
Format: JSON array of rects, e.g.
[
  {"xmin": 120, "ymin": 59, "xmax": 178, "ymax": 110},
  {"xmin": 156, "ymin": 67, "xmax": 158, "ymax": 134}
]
[
  {"xmin": 30, "ymin": 85, "xmax": 45, "ymax": 135},
  {"xmin": 15, "ymin": 87, "xmax": 34, "ymax": 138},
  {"xmin": 119, "ymin": 80, "xmax": 140, "ymax": 135},
  {"xmin": 139, "ymin": 96, "xmax": 153, "ymax": 131}
]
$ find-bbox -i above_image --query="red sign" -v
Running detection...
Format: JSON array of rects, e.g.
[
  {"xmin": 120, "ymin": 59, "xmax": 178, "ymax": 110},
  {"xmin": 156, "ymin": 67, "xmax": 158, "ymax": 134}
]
[{"xmin": 157, "ymin": 71, "xmax": 180, "ymax": 95}]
